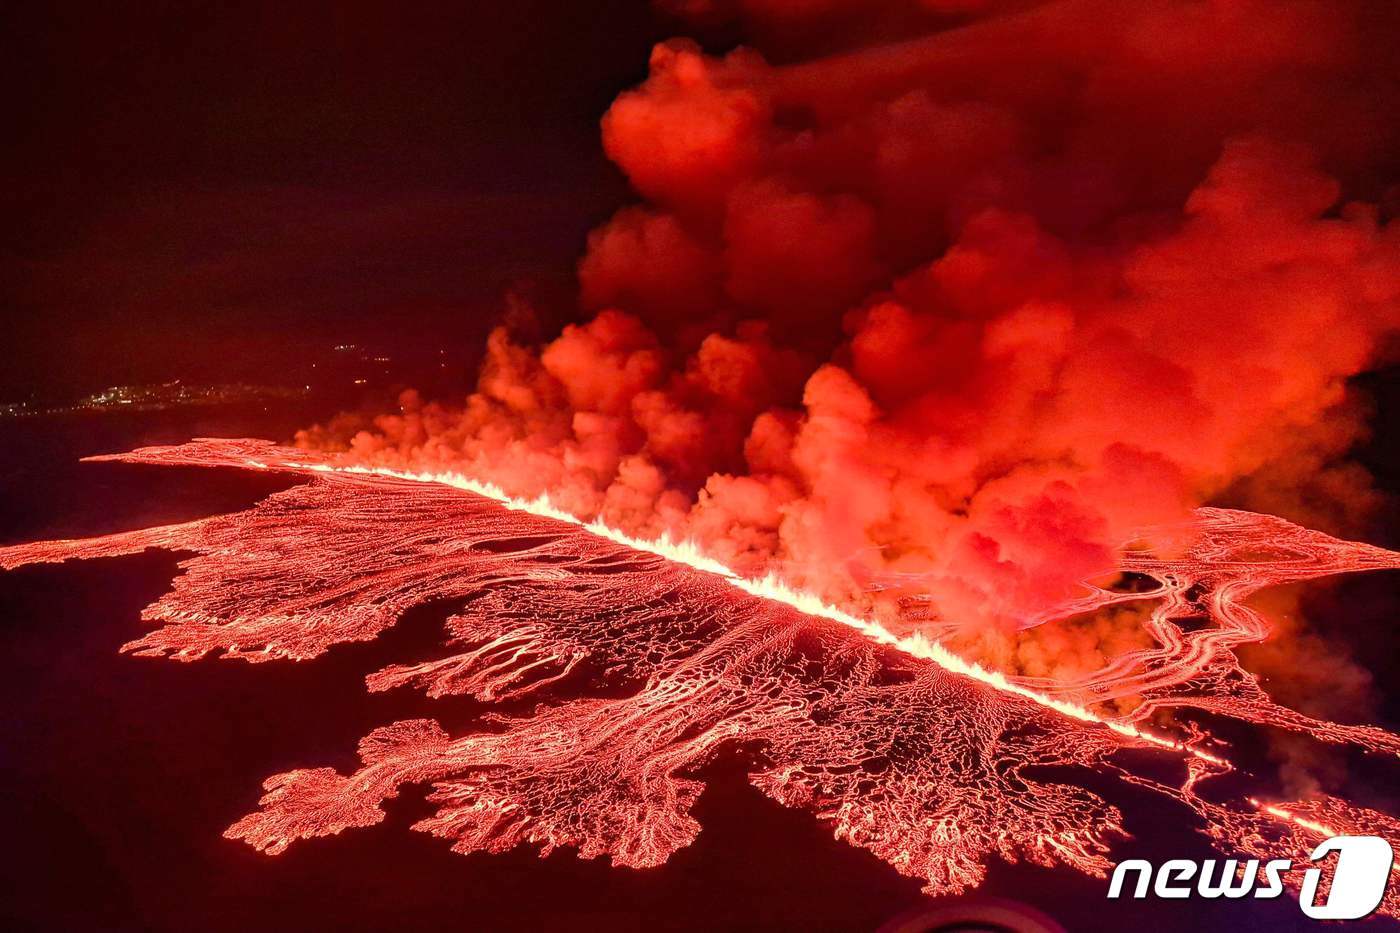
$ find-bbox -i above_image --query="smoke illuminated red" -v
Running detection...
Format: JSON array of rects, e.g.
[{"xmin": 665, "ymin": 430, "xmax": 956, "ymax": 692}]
[
  {"xmin": 298, "ymin": 0, "xmax": 1400, "ymax": 657},
  {"xmin": 3, "ymin": 438, "xmax": 1398, "ymax": 915}
]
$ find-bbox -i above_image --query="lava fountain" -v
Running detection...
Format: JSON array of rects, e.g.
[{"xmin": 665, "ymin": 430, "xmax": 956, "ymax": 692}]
[{"xmin": 3, "ymin": 437, "xmax": 1399, "ymax": 917}]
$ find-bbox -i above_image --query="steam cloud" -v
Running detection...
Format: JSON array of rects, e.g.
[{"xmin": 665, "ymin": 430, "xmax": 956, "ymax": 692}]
[{"xmin": 300, "ymin": 0, "xmax": 1400, "ymax": 646}]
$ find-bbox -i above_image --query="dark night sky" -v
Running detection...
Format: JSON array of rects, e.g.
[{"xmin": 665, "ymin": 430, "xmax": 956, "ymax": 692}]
[{"xmin": 1, "ymin": 1, "xmax": 675, "ymax": 400}]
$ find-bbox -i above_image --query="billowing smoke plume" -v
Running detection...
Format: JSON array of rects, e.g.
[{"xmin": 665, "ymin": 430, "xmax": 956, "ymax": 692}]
[{"xmin": 300, "ymin": 0, "xmax": 1400, "ymax": 640}]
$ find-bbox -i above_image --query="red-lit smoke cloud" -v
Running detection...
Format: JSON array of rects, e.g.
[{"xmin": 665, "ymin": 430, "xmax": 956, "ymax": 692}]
[{"xmin": 300, "ymin": 0, "xmax": 1400, "ymax": 637}]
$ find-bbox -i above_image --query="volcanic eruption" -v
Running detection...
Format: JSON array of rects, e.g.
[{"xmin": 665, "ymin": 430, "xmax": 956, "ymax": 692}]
[
  {"xmin": 301, "ymin": 0, "xmax": 1400, "ymax": 643},
  {"xmin": 5, "ymin": 0, "xmax": 1400, "ymax": 922}
]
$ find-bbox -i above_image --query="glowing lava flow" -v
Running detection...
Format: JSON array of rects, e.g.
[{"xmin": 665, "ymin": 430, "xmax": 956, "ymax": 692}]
[
  {"xmin": 279, "ymin": 457, "xmax": 1226, "ymax": 764},
  {"xmin": 3, "ymin": 438, "xmax": 1400, "ymax": 913}
]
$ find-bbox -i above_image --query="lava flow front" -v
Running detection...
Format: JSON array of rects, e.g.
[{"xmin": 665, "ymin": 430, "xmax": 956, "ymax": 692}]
[{"xmin": 3, "ymin": 437, "xmax": 1399, "ymax": 917}]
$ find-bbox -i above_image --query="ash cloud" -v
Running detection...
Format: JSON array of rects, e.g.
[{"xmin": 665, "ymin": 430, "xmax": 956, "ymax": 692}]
[{"xmin": 301, "ymin": 0, "xmax": 1400, "ymax": 638}]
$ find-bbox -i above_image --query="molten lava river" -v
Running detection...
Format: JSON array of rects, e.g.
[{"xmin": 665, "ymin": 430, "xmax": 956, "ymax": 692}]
[{"xmin": 4, "ymin": 438, "xmax": 1400, "ymax": 917}]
